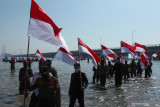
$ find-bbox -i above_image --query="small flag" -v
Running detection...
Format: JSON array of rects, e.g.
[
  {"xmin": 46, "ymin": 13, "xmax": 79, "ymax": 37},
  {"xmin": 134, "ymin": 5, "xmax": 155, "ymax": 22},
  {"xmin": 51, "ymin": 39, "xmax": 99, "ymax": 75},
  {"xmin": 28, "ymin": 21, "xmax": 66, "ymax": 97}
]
[
  {"xmin": 101, "ymin": 45, "xmax": 117, "ymax": 61},
  {"xmin": 121, "ymin": 41, "xmax": 136, "ymax": 57},
  {"xmin": 140, "ymin": 53, "xmax": 149, "ymax": 70},
  {"xmin": 78, "ymin": 38, "xmax": 101, "ymax": 68},
  {"xmin": 35, "ymin": 49, "xmax": 45, "ymax": 61},
  {"xmin": 54, "ymin": 47, "xmax": 77, "ymax": 66},
  {"xmin": 119, "ymin": 54, "xmax": 125, "ymax": 64},
  {"xmin": 135, "ymin": 42, "xmax": 147, "ymax": 52}
]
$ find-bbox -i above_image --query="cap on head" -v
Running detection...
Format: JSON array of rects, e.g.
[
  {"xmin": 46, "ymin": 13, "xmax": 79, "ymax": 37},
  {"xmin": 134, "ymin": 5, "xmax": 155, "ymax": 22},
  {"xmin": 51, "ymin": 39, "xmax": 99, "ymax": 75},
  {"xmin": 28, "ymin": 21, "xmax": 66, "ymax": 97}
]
[
  {"xmin": 46, "ymin": 59, "xmax": 51, "ymax": 63},
  {"xmin": 74, "ymin": 63, "xmax": 80, "ymax": 68},
  {"xmin": 40, "ymin": 66, "xmax": 49, "ymax": 74}
]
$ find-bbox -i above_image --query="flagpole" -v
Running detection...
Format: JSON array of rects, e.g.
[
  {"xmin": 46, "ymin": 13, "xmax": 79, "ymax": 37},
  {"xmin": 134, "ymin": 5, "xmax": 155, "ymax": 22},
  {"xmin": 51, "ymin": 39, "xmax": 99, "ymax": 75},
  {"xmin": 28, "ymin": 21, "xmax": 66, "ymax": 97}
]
[
  {"xmin": 23, "ymin": 36, "xmax": 30, "ymax": 106},
  {"xmin": 78, "ymin": 38, "xmax": 82, "ymax": 87},
  {"xmin": 23, "ymin": 0, "xmax": 32, "ymax": 105}
]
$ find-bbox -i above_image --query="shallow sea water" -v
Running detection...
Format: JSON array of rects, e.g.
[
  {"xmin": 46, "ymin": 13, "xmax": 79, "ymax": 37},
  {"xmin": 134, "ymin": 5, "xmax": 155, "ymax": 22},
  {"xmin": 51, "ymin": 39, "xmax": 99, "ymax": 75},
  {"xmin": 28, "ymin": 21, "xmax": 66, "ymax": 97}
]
[{"xmin": 0, "ymin": 57, "xmax": 160, "ymax": 107}]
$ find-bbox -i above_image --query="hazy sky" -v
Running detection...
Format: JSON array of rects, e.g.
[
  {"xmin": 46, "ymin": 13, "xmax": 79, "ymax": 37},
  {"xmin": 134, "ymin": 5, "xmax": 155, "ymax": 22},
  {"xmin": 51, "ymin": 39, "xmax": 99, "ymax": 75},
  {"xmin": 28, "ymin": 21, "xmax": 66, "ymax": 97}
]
[{"xmin": 1, "ymin": 0, "xmax": 160, "ymax": 55}]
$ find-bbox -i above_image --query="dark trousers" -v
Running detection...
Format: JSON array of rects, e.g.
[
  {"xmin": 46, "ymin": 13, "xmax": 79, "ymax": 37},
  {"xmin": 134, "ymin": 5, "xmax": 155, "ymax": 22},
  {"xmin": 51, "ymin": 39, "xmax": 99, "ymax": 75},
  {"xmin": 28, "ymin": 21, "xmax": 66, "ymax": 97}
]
[
  {"xmin": 69, "ymin": 93, "xmax": 84, "ymax": 107},
  {"xmin": 137, "ymin": 70, "xmax": 142, "ymax": 77},
  {"xmin": 145, "ymin": 71, "xmax": 151, "ymax": 78},
  {"xmin": 123, "ymin": 71, "xmax": 129, "ymax": 79},
  {"xmin": 11, "ymin": 66, "xmax": 15, "ymax": 72},
  {"xmin": 93, "ymin": 72, "xmax": 96, "ymax": 83},
  {"xmin": 100, "ymin": 75, "xmax": 106, "ymax": 87},
  {"xmin": 29, "ymin": 92, "xmax": 39, "ymax": 107},
  {"xmin": 131, "ymin": 70, "xmax": 136, "ymax": 77},
  {"xmin": 96, "ymin": 74, "xmax": 99, "ymax": 82},
  {"xmin": 115, "ymin": 74, "xmax": 122, "ymax": 86}
]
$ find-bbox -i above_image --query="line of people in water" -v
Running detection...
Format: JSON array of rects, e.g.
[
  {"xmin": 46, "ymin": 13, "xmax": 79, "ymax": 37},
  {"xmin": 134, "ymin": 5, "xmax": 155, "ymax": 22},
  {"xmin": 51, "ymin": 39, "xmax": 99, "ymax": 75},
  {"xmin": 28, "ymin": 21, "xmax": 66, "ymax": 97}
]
[
  {"xmin": 17, "ymin": 58, "xmax": 88, "ymax": 107},
  {"xmin": 11, "ymin": 56, "xmax": 152, "ymax": 107},
  {"xmin": 92, "ymin": 58, "xmax": 152, "ymax": 87}
]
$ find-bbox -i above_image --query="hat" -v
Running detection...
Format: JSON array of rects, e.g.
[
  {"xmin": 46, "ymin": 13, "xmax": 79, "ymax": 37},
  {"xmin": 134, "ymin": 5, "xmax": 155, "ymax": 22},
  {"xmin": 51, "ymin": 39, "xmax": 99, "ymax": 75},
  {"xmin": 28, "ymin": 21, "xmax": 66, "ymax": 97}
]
[
  {"xmin": 74, "ymin": 63, "xmax": 80, "ymax": 67},
  {"xmin": 41, "ymin": 66, "xmax": 49, "ymax": 73}
]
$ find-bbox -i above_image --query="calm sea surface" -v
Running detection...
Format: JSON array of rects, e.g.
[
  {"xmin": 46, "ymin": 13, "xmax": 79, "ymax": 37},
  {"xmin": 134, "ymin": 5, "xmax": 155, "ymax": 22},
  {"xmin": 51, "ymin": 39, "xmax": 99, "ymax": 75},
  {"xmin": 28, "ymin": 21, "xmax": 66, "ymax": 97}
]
[{"xmin": 0, "ymin": 57, "xmax": 160, "ymax": 107}]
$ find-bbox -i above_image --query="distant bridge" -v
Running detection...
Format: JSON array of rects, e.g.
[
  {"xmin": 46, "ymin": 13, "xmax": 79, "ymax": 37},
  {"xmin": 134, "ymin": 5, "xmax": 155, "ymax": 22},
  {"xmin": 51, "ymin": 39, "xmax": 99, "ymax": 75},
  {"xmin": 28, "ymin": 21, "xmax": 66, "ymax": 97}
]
[{"xmin": 14, "ymin": 44, "xmax": 160, "ymax": 60}]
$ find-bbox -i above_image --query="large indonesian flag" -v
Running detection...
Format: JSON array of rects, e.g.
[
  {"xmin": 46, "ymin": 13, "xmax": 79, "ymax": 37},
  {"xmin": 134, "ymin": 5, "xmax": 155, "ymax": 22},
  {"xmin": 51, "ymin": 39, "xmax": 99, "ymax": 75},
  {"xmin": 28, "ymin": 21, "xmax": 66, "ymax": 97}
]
[
  {"xmin": 140, "ymin": 53, "xmax": 149, "ymax": 70},
  {"xmin": 28, "ymin": 0, "xmax": 68, "ymax": 50},
  {"xmin": 78, "ymin": 38, "xmax": 101, "ymax": 67},
  {"xmin": 35, "ymin": 49, "xmax": 45, "ymax": 61},
  {"xmin": 101, "ymin": 45, "xmax": 117, "ymax": 61},
  {"xmin": 135, "ymin": 42, "xmax": 147, "ymax": 52},
  {"xmin": 54, "ymin": 47, "xmax": 77, "ymax": 66},
  {"xmin": 119, "ymin": 54, "xmax": 125, "ymax": 64},
  {"xmin": 121, "ymin": 41, "xmax": 136, "ymax": 57}
]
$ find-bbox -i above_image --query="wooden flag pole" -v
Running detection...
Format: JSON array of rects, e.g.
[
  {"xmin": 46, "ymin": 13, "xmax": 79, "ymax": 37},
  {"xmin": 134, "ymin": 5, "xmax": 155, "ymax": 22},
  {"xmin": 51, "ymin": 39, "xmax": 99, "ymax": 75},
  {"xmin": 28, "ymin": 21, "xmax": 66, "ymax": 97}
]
[
  {"xmin": 78, "ymin": 38, "xmax": 82, "ymax": 87},
  {"xmin": 24, "ymin": 36, "xmax": 30, "ymax": 106}
]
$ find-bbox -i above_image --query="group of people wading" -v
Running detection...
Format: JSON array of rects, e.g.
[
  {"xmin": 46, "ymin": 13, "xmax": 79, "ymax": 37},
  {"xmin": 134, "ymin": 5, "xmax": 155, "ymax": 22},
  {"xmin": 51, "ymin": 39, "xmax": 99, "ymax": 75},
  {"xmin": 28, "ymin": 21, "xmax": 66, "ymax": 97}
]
[
  {"xmin": 92, "ymin": 57, "xmax": 152, "ymax": 87},
  {"xmin": 9, "ymin": 56, "xmax": 152, "ymax": 107},
  {"xmin": 17, "ymin": 58, "xmax": 88, "ymax": 107}
]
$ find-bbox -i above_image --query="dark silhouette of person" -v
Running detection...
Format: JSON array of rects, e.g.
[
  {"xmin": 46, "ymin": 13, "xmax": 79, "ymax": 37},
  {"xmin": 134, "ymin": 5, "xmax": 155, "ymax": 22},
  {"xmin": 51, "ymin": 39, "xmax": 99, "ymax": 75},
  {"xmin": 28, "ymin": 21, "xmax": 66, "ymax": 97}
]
[{"xmin": 69, "ymin": 63, "xmax": 88, "ymax": 107}]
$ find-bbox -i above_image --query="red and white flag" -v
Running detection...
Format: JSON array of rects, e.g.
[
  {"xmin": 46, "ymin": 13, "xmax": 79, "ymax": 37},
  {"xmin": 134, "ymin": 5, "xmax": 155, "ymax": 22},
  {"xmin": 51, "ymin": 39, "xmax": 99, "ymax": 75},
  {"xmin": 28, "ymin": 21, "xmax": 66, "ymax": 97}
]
[
  {"xmin": 101, "ymin": 45, "xmax": 117, "ymax": 61},
  {"xmin": 78, "ymin": 38, "xmax": 101, "ymax": 67},
  {"xmin": 152, "ymin": 52, "xmax": 160, "ymax": 60},
  {"xmin": 121, "ymin": 41, "xmax": 136, "ymax": 57},
  {"xmin": 135, "ymin": 42, "xmax": 147, "ymax": 52},
  {"xmin": 133, "ymin": 52, "xmax": 140, "ymax": 59},
  {"xmin": 119, "ymin": 54, "xmax": 125, "ymax": 64},
  {"xmin": 152, "ymin": 52, "xmax": 160, "ymax": 58},
  {"xmin": 143, "ymin": 52, "xmax": 150, "ymax": 59},
  {"xmin": 28, "ymin": 0, "xmax": 69, "ymax": 50},
  {"xmin": 140, "ymin": 53, "xmax": 149, "ymax": 70},
  {"xmin": 35, "ymin": 49, "xmax": 45, "ymax": 61},
  {"xmin": 54, "ymin": 47, "xmax": 77, "ymax": 66}
]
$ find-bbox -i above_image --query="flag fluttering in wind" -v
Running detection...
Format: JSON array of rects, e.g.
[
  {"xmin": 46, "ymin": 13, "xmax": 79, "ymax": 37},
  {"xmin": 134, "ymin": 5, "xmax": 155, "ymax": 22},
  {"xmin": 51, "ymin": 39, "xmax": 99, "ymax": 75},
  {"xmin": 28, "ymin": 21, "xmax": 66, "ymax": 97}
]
[
  {"xmin": 133, "ymin": 52, "xmax": 140, "ymax": 59},
  {"xmin": 140, "ymin": 53, "xmax": 149, "ymax": 70},
  {"xmin": 121, "ymin": 41, "xmax": 136, "ymax": 57},
  {"xmin": 35, "ymin": 49, "xmax": 45, "ymax": 61},
  {"xmin": 135, "ymin": 42, "xmax": 147, "ymax": 52},
  {"xmin": 143, "ymin": 52, "xmax": 150, "ymax": 59},
  {"xmin": 78, "ymin": 38, "xmax": 101, "ymax": 67},
  {"xmin": 152, "ymin": 52, "xmax": 160, "ymax": 58},
  {"xmin": 101, "ymin": 45, "xmax": 117, "ymax": 61},
  {"xmin": 151, "ymin": 52, "xmax": 160, "ymax": 60},
  {"xmin": 54, "ymin": 47, "xmax": 77, "ymax": 66},
  {"xmin": 119, "ymin": 54, "xmax": 125, "ymax": 64},
  {"xmin": 28, "ymin": 0, "xmax": 68, "ymax": 50}
]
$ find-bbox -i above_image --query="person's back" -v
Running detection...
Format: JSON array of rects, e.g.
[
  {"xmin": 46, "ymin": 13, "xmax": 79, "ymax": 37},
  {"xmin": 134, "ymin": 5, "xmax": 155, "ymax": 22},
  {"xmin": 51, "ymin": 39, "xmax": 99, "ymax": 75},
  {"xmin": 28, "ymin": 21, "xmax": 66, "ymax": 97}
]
[{"xmin": 113, "ymin": 58, "xmax": 123, "ymax": 87}]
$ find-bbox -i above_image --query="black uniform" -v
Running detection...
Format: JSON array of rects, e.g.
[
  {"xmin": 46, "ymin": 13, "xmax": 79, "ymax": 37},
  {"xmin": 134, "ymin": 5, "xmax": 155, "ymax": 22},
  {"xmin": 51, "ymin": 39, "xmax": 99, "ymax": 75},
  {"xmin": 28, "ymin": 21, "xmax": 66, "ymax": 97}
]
[
  {"xmin": 108, "ymin": 62, "xmax": 114, "ymax": 77},
  {"xmin": 69, "ymin": 72, "xmax": 88, "ymax": 107},
  {"xmin": 130, "ymin": 61, "xmax": 137, "ymax": 77},
  {"xmin": 137, "ymin": 61, "xmax": 143, "ymax": 77},
  {"xmin": 99, "ymin": 65, "xmax": 108, "ymax": 87},
  {"xmin": 19, "ymin": 66, "xmax": 33, "ymax": 94},
  {"xmin": 145, "ymin": 62, "xmax": 152, "ymax": 78},
  {"xmin": 123, "ymin": 64, "xmax": 130, "ymax": 79},
  {"xmin": 49, "ymin": 67, "xmax": 58, "ymax": 79},
  {"xmin": 30, "ymin": 76, "xmax": 61, "ymax": 107},
  {"xmin": 113, "ymin": 62, "xmax": 123, "ymax": 86},
  {"xmin": 92, "ymin": 66, "xmax": 97, "ymax": 83},
  {"xmin": 10, "ymin": 58, "xmax": 15, "ymax": 71}
]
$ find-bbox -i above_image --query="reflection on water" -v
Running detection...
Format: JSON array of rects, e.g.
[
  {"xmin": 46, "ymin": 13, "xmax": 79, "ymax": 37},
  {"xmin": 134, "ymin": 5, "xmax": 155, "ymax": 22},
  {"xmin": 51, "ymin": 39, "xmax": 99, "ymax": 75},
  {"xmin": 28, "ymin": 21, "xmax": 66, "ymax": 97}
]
[{"xmin": 0, "ymin": 58, "xmax": 160, "ymax": 107}]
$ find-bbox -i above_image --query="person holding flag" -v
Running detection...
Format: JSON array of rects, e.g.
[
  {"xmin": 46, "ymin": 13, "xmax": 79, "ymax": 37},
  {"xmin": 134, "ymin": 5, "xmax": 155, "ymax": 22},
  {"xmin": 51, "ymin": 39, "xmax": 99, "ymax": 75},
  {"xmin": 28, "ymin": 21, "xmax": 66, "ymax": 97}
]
[{"xmin": 69, "ymin": 63, "xmax": 88, "ymax": 107}]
